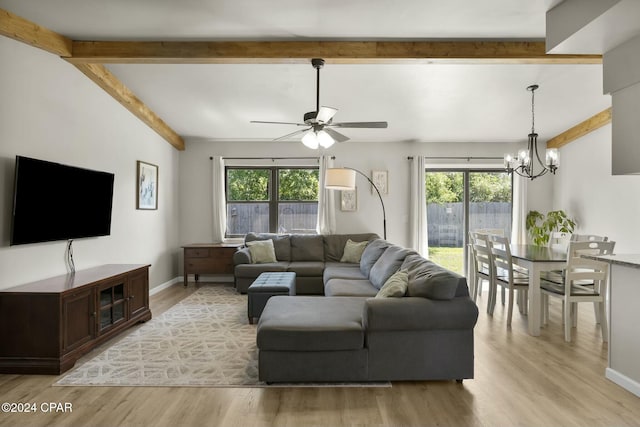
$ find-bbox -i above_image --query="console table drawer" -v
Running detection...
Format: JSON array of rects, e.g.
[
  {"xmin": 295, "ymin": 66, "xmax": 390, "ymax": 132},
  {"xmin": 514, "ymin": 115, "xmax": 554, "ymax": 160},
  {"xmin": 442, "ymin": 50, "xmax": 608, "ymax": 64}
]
[
  {"xmin": 184, "ymin": 248, "xmax": 210, "ymax": 258},
  {"xmin": 186, "ymin": 258, "xmax": 233, "ymax": 273}
]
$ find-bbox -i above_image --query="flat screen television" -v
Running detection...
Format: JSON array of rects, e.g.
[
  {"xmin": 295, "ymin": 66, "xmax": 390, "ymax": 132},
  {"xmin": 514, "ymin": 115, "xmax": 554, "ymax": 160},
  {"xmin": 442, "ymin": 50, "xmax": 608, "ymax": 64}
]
[{"xmin": 10, "ymin": 156, "xmax": 115, "ymax": 246}]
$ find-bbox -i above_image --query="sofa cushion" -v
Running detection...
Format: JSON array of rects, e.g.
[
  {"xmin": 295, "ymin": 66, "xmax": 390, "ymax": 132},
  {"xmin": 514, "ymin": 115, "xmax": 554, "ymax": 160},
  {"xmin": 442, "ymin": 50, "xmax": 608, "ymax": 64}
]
[
  {"xmin": 245, "ymin": 233, "xmax": 291, "ymax": 262},
  {"xmin": 257, "ymin": 296, "xmax": 366, "ymax": 351},
  {"xmin": 404, "ymin": 256, "xmax": 465, "ymax": 300},
  {"xmin": 286, "ymin": 261, "xmax": 325, "ymax": 277},
  {"xmin": 246, "ymin": 240, "xmax": 277, "ymax": 263},
  {"xmin": 375, "ymin": 269, "xmax": 408, "ymax": 298},
  {"xmin": 325, "ymin": 278, "xmax": 378, "ymax": 297},
  {"xmin": 323, "ymin": 263, "xmax": 368, "ymax": 283},
  {"xmin": 290, "ymin": 235, "xmax": 325, "ymax": 261},
  {"xmin": 359, "ymin": 239, "xmax": 390, "ymax": 277},
  {"xmin": 340, "ymin": 239, "xmax": 369, "ymax": 263},
  {"xmin": 369, "ymin": 245, "xmax": 413, "ymax": 289},
  {"xmin": 323, "ymin": 233, "xmax": 379, "ymax": 262}
]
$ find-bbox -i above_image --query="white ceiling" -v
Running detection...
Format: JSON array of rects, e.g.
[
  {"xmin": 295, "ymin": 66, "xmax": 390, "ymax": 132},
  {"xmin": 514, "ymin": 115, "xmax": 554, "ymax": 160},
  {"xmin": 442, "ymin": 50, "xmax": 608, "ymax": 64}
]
[{"xmin": 0, "ymin": 0, "xmax": 611, "ymax": 145}]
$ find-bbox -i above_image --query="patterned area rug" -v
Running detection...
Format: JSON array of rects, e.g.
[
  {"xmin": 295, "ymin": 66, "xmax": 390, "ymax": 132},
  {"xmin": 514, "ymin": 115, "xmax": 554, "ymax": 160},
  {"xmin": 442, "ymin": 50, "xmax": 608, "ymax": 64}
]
[
  {"xmin": 54, "ymin": 285, "xmax": 390, "ymax": 388},
  {"xmin": 55, "ymin": 286, "xmax": 260, "ymax": 387}
]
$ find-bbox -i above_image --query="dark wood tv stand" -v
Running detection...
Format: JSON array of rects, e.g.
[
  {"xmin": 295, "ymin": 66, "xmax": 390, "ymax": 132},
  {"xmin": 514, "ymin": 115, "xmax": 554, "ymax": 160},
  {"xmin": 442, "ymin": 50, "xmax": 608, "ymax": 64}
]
[{"xmin": 0, "ymin": 264, "xmax": 151, "ymax": 375}]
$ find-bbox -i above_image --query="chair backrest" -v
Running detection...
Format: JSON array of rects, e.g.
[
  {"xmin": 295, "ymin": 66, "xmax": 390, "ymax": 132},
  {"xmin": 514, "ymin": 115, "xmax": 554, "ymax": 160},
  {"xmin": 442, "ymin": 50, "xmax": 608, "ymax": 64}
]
[
  {"xmin": 486, "ymin": 234, "xmax": 515, "ymax": 281},
  {"xmin": 570, "ymin": 234, "xmax": 608, "ymax": 242},
  {"xmin": 474, "ymin": 228, "xmax": 505, "ymax": 237},
  {"xmin": 469, "ymin": 231, "xmax": 492, "ymax": 275},
  {"xmin": 548, "ymin": 231, "xmax": 571, "ymax": 251},
  {"xmin": 564, "ymin": 240, "xmax": 616, "ymax": 290}
]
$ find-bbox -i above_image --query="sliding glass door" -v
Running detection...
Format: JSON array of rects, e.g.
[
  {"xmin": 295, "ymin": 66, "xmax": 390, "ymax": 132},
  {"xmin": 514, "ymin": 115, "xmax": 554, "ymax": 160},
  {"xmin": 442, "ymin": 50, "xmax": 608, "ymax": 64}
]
[{"xmin": 426, "ymin": 170, "xmax": 512, "ymax": 275}]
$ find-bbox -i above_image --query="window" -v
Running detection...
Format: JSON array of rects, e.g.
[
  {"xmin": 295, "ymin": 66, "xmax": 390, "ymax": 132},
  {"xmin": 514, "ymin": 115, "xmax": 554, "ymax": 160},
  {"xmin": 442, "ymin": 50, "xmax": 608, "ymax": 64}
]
[
  {"xmin": 225, "ymin": 167, "xmax": 319, "ymax": 237},
  {"xmin": 426, "ymin": 169, "xmax": 512, "ymax": 274}
]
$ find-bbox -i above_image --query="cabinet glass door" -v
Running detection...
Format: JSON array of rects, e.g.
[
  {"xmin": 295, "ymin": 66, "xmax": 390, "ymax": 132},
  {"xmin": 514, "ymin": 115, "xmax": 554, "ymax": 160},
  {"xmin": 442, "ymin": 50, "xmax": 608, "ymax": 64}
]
[{"xmin": 99, "ymin": 282, "xmax": 126, "ymax": 331}]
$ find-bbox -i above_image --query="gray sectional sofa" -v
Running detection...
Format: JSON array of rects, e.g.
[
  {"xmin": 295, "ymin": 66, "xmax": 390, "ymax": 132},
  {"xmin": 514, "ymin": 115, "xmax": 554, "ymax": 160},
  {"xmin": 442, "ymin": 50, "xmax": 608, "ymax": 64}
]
[
  {"xmin": 233, "ymin": 232, "xmax": 379, "ymax": 294},
  {"xmin": 233, "ymin": 233, "xmax": 479, "ymax": 383}
]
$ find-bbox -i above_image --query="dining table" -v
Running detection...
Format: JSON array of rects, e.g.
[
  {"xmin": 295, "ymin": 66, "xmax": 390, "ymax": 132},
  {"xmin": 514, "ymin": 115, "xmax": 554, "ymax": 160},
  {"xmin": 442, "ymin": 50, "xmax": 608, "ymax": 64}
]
[{"xmin": 509, "ymin": 244, "xmax": 567, "ymax": 336}]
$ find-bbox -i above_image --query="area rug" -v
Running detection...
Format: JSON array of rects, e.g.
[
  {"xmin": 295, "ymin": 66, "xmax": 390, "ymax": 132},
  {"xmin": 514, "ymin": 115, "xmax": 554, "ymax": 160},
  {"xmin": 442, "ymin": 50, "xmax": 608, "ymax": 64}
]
[{"xmin": 54, "ymin": 285, "xmax": 389, "ymax": 388}]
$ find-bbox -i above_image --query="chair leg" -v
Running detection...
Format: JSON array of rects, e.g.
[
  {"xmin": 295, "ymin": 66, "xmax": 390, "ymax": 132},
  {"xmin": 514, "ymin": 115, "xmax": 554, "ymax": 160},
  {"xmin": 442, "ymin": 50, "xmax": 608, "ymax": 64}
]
[
  {"xmin": 487, "ymin": 281, "xmax": 497, "ymax": 315},
  {"xmin": 598, "ymin": 301, "xmax": 608, "ymax": 342},
  {"xmin": 507, "ymin": 286, "xmax": 515, "ymax": 327},
  {"xmin": 501, "ymin": 286, "xmax": 506, "ymax": 306},
  {"xmin": 593, "ymin": 302, "xmax": 601, "ymax": 325},
  {"xmin": 572, "ymin": 303, "xmax": 578, "ymax": 327},
  {"xmin": 564, "ymin": 299, "xmax": 572, "ymax": 342}
]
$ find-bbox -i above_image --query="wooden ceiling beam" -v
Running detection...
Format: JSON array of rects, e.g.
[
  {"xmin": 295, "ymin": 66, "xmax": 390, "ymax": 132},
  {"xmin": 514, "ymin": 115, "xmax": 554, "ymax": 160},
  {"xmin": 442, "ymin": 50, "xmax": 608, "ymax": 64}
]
[
  {"xmin": 67, "ymin": 40, "xmax": 601, "ymax": 64},
  {"xmin": 72, "ymin": 63, "xmax": 184, "ymax": 150},
  {"xmin": 547, "ymin": 108, "xmax": 611, "ymax": 149},
  {"xmin": 0, "ymin": 8, "xmax": 72, "ymax": 56},
  {"xmin": 1, "ymin": 8, "xmax": 183, "ymax": 150}
]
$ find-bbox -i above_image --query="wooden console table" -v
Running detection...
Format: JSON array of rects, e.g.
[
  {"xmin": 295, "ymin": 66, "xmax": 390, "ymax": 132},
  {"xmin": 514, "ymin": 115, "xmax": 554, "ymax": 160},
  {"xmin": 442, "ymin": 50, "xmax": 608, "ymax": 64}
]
[
  {"xmin": 0, "ymin": 264, "xmax": 151, "ymax": 375},
  {"xmin": 182, "ymin": 243, "xmax": 241, "ymax": 286}
]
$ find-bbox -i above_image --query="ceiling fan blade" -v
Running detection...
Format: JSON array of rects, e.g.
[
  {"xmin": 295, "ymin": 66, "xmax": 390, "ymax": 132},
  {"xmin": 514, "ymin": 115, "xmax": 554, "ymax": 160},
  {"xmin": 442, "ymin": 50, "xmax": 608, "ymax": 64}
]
[
  {"xmin": 273, "ymin": 128, "xmax": 310, "ymax": 141},
  {"xmin": 250, "ymin": 120, "xmax": 307, "ymax": 126},
  {"xmin": 323, "ymin": 128, "xmax": 350, "ymax": 143},
  {"xmin": 330, "ymin": 121, "xmax": 388, "ymax": 128},
  {"xmin": 316, "ymin": 106, "xmax": 338, "ymax": 123}
]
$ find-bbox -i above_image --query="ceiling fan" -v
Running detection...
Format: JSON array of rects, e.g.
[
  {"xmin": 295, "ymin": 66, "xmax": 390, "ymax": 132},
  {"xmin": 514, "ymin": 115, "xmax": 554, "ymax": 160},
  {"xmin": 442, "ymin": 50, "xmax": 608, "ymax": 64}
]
[{"xmin": 250, "ymin": 58, "xmax": 388, "ymax": 149}]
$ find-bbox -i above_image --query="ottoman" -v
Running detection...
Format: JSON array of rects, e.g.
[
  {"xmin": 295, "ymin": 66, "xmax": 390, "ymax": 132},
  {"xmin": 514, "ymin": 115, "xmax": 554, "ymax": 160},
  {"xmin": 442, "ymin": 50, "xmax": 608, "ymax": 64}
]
[
  {"xmin": 247, "ymin": 272, "xmax": 296, "ymax": 324},
  {"xmin": 256, "ymin": 296, "xmax": 368, "ymax": 383}
]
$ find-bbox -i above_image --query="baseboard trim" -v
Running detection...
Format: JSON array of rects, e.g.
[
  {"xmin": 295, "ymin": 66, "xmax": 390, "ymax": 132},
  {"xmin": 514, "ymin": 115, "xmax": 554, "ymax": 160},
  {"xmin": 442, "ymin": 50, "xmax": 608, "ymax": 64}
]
[
  {"xmin": 606, "ymin": 367, "xmax": 640, "ymax": 398},
  {"xmin": 150, "ymin": 276, "xmax": 181, "ymax": 296}
]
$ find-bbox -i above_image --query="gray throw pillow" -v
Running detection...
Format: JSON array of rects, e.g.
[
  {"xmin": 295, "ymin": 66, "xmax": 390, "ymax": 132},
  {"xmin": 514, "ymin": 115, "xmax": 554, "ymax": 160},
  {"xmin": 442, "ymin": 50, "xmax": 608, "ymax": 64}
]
[{"xmin": 375, "ymin": 269, "xmax": 408, "ymax": 298}]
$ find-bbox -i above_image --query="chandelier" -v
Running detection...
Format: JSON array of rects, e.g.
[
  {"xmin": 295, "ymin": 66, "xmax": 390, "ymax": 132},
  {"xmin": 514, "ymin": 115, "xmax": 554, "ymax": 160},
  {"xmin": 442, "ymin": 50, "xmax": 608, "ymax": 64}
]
[{"xmin": 504, "ymin": 84, "xmax": 558, "ymax": 180}]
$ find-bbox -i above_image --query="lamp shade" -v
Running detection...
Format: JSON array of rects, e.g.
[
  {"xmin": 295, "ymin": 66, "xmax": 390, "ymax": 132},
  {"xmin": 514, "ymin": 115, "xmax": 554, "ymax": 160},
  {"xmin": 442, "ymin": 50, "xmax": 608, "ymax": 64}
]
[
  {"xmin": 301, "ymin": 131, "xmax": 319, "ymax": 149},
  {"xmin": 325, "ymin": 168, "xmax": 356, "ymax": 190}
]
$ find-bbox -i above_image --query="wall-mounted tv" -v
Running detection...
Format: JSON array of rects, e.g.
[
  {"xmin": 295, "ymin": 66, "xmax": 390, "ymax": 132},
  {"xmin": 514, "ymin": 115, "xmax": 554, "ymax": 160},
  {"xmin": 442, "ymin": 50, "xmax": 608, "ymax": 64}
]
[{"xmin": 10, "ymin": 156, "xmax": 115, "ymax": 246}]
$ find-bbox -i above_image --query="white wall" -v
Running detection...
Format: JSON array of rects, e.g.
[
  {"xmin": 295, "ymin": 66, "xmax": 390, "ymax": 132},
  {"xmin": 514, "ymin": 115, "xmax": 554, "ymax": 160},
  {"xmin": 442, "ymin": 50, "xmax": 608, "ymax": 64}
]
[
  {"xmin": 554, "ymin": 123, "xmax": 640, "ymax": 252},
  {"xmin": 0, "ymin": 37, "xmax": 180, "ymax": 290},
  {"xmin": 179, "ymin": 138, "xmax": 553, "ymax": 258}
]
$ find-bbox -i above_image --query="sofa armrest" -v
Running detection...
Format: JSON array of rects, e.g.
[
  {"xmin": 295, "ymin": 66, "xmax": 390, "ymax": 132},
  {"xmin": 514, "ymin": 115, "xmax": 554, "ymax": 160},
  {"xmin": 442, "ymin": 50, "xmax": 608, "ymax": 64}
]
[
  {"xmin": 363, "ymin": 297, "xmax": 478, "ymax": 331},
  {"xmin": 233, "ymin": 247, "xmax": 251, "ymax": 265}
]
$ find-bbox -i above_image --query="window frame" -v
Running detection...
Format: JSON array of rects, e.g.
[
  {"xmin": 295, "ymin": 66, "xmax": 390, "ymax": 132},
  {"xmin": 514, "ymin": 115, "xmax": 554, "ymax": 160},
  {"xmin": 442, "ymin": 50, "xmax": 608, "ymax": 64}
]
[{"xmin": 225, "ymin": 166, "xmax": 319, "ymax": 237}]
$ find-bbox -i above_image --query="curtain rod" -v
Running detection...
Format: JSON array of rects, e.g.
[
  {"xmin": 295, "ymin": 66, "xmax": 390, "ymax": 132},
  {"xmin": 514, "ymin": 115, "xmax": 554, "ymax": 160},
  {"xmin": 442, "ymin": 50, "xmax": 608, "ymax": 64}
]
[
  {"xmin": 408, "ymin": 156, "xmax": 503, "ymax": 160},
  {"xmin": 210, "ymin": 156, "xmax": 319, "ymax": 160}
]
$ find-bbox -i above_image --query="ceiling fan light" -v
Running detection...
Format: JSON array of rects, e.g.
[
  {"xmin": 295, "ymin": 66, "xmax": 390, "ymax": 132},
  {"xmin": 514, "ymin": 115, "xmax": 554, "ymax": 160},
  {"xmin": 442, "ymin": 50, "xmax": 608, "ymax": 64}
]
[
  {"xmin": 301, "ymin": 131, "xmax": 319, "ymax": 149},
  {"xmin": 317, "ymin": 130, "xmax": 335, "ymax": 148}
]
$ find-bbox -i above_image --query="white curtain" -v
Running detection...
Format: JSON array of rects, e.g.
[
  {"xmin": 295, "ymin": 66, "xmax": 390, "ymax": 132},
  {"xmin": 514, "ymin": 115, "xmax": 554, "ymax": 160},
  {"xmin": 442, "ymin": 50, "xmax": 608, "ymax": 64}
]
[
  {"xmin": 511, "ymin": 174, "xmax": 528, "ymax": 245},
  {"xmin": 409, "ymin": 155, "xmax": 428, "ymax": 256},
  {"xmin": 316, "ymin": 155, "xmax": 336, "ymax": 235},
  {"xmin": 211, "ymin": 156, "xmax": 227, "ymax": 243}
]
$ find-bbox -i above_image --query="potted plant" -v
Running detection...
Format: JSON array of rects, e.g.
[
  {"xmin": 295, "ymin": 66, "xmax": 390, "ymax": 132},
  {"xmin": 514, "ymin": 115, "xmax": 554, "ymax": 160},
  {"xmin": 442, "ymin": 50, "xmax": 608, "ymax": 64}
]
[{"xmin": 526, "ymin": 210, "xmax": 576, "ymax": 246}]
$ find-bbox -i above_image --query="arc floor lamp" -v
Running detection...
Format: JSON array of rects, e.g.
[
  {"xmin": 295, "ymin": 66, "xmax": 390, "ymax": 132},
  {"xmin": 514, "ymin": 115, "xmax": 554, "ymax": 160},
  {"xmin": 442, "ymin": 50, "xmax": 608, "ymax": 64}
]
[{"xmin": 324, "ymin": 167, "xmax": 387, "ymax": 239}]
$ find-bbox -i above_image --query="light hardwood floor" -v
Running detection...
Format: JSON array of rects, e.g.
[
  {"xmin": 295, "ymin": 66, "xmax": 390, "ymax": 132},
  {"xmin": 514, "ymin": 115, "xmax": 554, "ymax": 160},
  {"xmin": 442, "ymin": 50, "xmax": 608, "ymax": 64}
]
[{"xmin": 1, "ymin": 282, "xmax": 639, "ymax": 427}]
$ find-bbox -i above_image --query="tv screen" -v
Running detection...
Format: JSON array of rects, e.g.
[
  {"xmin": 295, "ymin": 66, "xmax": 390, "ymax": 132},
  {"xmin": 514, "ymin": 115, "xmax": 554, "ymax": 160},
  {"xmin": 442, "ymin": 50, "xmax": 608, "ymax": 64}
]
[{"xmin": 11, "ymin": 156, "xmax": 115, "ymax": 246}]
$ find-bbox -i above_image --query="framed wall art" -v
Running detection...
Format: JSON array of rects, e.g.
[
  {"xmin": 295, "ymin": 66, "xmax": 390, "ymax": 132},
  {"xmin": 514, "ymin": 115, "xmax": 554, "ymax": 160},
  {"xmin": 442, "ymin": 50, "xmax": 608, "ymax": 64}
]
[
  {"xmin": 371, "ymin": 170, "xmax": 388, "ymax": 195},
  {"xmin": 137, "ymin": 160, "xmax": 158, "ymax": 210},
  {"xmin": 341, "ymin": 188, "xmax": 357, "ymax": 212}
]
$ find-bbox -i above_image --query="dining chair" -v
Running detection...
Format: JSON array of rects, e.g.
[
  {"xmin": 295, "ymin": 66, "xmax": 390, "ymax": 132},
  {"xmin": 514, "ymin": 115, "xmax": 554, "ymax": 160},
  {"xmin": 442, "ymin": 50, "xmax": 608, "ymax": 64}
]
[
  {"xmin": 468, "ymin": 231, "xmax": 493, "ymax": 304},
  {"xmin": 486, "ymin": 234, "xmax": 529, "ymax": 326},
  {"xmin": 540, "ymin": 240, "xmax": 615, "ymax": 342}
]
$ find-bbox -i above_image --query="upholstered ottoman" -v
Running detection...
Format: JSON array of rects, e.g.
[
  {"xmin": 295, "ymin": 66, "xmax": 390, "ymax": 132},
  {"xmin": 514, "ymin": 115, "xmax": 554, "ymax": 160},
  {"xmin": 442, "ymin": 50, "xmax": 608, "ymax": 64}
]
[
  {"xmin": 256, "ymin": 296, "xmax": 368, "ymax": 383},
  {"xmin": 247, "ymin": 272, "xmax": 296, "ymax": 324}
]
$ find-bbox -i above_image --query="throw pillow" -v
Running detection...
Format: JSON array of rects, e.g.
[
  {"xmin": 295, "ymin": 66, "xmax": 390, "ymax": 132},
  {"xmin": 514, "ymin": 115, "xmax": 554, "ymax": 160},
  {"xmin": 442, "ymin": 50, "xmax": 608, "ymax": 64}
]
[
  {"xmin": 340, "ymin": 239, "xmax": 368, "ymax": 263},
  {"xmin": 375, "ymin": 269, "xmax": 408, "ymax": 298},
  {"xmin": 246, "ymin": 239, "xmax": 277, "ymax": 264}
]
